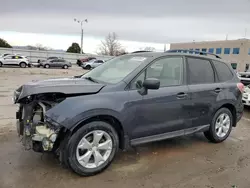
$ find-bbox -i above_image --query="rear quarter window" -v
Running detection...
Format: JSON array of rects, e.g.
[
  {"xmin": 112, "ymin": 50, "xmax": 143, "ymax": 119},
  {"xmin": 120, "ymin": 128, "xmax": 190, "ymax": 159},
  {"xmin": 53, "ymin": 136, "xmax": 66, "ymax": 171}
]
[{"xmin": 212, "ymin": 60, "xmax": 233, "ymax": 82}]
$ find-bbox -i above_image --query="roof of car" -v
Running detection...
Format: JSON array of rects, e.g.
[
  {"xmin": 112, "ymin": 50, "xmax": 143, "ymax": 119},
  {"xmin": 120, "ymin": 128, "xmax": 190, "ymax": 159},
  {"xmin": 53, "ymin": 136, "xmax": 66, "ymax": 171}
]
[{"xmin": 124, "ymin": 51, "xmax": 225, "ymax": 62}]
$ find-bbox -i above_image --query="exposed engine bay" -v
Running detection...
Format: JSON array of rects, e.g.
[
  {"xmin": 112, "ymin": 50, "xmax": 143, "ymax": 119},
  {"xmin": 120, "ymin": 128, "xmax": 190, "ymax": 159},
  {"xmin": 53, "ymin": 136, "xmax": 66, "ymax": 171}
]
[{"xmin": 16, "ymin": 93, "xmax": 65, "ymax": 152}]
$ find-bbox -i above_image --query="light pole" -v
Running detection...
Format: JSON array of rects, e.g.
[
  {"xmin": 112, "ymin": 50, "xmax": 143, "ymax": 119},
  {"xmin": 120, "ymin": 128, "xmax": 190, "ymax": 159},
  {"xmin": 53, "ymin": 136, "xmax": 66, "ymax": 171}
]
[{"xmin": 74, "ymin": 18, "xmax": 88, "ymax": 54}]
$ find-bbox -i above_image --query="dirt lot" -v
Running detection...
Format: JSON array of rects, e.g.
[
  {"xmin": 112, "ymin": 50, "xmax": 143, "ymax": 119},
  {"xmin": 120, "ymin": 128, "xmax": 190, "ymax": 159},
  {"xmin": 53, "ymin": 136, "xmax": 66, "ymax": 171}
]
[{"xmin": 1, "ymin": 67, "xmax": 250, "ymax": 188}]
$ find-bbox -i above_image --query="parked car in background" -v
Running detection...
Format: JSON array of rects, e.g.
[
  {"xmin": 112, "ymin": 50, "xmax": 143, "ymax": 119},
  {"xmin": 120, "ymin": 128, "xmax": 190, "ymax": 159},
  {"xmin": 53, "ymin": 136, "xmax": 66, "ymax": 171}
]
[
  {"xmin": 40, "ymin": 58, "xmax": 72, "ymax": 69},
  {"xmin": 237, "ymin": 72, "xmax": 250, "ymax": 86},
  {"xmin": 242, "ymin": 85, "xmax": 250, "ymax": 106},
  {"xmin": 82, "ymin": 59, "xmax": 105, "ymax": 69},
  {"xmin": 37, "ymin": 56, "xmax": 63, "ymax": 64},
  {"xmin": 13, "ymin": 51, "xmax": 243, "ymax": 176},
  {"xmin": 76, "ymin": 57, "xmax": 96, "ymax": 66},
  {"xmin": 0, "ymin": 53, "xmax": 12, "ymax": 57},
  {"xmin": 34, "ymin": 57, "xmax": 64, "ymax": 67},
  {"xmin": 0, "ymin": 55, "xmax": 31, "ymax": 68}
]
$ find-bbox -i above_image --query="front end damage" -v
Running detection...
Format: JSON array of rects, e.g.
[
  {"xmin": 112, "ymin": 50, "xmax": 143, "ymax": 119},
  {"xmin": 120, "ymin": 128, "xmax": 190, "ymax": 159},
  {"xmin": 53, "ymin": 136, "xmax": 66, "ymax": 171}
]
[
  {"xmin": 13, "ymin": 77, "xmax": 105, "ymax": 153},
  {"xmin": 14, "ymin": 93, "xmax": 65, "ymax": 152}
]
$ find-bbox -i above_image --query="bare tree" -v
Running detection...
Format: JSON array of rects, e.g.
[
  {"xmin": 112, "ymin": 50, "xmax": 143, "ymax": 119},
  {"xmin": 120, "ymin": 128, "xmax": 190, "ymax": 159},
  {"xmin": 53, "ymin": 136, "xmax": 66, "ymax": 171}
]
[
  {"xmin": 97, "ymin": 32, "xmax": 126, "ymax": 56},
  {"xmin": 35, "ymin": 43, "xmax": 49, "ymax": 51}
]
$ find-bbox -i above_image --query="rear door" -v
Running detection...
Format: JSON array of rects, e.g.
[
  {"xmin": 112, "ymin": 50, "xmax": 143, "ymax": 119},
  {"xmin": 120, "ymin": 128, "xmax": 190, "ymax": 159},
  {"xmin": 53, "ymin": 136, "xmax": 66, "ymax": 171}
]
[
  {"xmin": 96, "ymin": 60, "xmax": 104, "ymax": 67},
  {"xmin": 3, "ymin": 55, "xmax": 15, "ymax": 65},
  {"xmin": 187, "ymin": 57, "xmax": 222, "ymax": 128},
  {"xmin": 56, "ymin": 59, "xmax": 64, "ymax": 67},
  {"xmin": 93, "ymin": 60, "xmax": 102, "ymax": 68}
]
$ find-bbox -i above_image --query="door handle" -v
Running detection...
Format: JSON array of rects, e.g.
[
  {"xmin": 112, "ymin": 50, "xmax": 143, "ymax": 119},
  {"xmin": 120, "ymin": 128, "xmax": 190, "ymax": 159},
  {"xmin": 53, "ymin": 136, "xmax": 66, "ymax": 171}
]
[
  {"xmin": 177, "ymin": 92, "xmax": 187, "ymax": 99},
  {"xmin": 214, "ymin": 88, "xmax": 222, "ymax": 93}
]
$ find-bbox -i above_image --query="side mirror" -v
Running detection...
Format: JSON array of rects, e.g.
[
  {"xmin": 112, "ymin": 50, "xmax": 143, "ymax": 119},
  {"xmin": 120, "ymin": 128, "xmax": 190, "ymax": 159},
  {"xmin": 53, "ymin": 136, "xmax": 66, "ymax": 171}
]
[{"xmin": 143, "ymin": 78, "xmax": 160, "ymax": 90}]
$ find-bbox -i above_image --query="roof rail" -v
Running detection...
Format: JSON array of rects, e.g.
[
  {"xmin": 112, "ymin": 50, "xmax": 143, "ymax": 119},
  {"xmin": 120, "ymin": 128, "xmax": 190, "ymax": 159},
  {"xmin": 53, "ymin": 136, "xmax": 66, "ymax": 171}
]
[
  {"xmin": 131, "ymin": 50, "xmax": 153, "ymax": 53},
  {"xmin": 165, "ymin": 49, "xmax": 221, "ymax": 59}
]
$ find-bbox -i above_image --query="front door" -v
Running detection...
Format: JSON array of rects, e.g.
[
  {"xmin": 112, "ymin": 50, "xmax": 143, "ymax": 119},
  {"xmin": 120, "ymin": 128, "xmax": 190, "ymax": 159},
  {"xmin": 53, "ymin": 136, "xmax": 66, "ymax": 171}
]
[
  {"xmin": 129, "ymin": 56, "xmax": 191, "ymax": 141},
  {"xmin": 186, "ymin": 57, "xmax": 222, "ymax": 128}
]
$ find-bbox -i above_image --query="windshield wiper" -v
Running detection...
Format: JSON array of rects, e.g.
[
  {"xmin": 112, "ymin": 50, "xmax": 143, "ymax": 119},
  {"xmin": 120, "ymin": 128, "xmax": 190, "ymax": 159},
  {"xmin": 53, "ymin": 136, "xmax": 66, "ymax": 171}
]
[{"xmin": 83, "ymin": 77, "xmax": 99, "ymax": 83}]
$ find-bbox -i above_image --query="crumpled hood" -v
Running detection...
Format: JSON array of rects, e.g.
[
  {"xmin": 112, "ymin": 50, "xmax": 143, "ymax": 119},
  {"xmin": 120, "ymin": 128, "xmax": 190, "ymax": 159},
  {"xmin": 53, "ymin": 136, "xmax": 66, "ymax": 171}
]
[{"xmin": 14, "ymin": 77, "xmax": 105, "ymax": 103}]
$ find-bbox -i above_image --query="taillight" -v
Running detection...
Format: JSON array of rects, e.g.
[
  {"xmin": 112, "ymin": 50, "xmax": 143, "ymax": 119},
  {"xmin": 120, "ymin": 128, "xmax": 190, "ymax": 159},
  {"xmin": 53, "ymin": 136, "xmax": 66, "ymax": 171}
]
[{"xmin": 237, "ymin": 83, "xmax": 244, "ymax": 93}]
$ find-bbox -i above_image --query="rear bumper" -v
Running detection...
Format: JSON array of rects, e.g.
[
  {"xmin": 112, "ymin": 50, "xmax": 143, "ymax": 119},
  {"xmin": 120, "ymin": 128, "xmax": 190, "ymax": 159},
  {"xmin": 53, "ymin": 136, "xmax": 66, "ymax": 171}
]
[{"xmin": 235, "ymin": 99, "xmax": 244, "ymax": 125}]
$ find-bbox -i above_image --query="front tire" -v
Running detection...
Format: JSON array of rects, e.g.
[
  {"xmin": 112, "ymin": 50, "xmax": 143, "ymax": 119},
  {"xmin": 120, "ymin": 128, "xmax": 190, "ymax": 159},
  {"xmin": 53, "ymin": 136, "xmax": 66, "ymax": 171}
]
[
  {"xmin": 65, "ymin": 121, "xmax": 119, "ymax": 176},
  {"xmin": 204, "ymin": 108, "xmax": 233, "ymax": 143},
  {"xmin": 0, "ymin": 61, "xmax": 2, "ymax": 67}
]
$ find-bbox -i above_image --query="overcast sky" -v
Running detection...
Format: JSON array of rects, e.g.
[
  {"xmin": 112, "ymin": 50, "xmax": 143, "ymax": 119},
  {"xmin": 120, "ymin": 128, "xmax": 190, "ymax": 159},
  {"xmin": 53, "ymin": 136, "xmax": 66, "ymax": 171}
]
[{"xmin": 1, "ymin": 0, "xmax": 250, "ymax": 53}]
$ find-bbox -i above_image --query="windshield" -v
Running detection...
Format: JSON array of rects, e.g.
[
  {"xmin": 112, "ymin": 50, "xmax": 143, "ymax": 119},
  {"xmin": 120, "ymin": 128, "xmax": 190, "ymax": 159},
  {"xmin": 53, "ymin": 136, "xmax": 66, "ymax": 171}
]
[{"xmin": 82, "ymin": 55, "xmax": 148, "ymax": 84}]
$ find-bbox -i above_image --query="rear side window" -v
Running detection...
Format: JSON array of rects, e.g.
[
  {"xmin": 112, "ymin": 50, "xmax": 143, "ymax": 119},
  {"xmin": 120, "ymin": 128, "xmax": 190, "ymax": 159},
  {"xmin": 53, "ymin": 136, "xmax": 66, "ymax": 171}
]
[
  {"xmin": 213, "ymin": 60, "xmax": 233, "ymax": 82},
  {"xmin": 187, "ymin": 57, "xmax": 214, "ymax": 84}
]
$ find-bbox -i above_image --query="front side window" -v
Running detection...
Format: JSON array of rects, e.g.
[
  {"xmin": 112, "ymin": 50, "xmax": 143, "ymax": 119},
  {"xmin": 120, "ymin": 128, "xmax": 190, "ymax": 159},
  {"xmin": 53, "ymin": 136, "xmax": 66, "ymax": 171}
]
[
  {"xmin": 216, "ymin": 48, "xmax": 222, "ymax": 54},
  {"xmin": 82, "ymin": 55, "xmax": 148, "ymax": 84},
  {"xmin": 233, "ymin": 48, "xmax": 240, "ymax": 54},
  {"xmin": 187, "ymin": 57, "xmax": 214, "ymax": 84},
  {"xmin": 224, "ymin": 48, "xmax": 230, "ymax": 54},
  {"xmin": 131, "ymin": 57, "xmax": 183, "ymax": 89},
  {"xmin": 213, "ymin": 60, "xmax": 233, "ymax": 82}
]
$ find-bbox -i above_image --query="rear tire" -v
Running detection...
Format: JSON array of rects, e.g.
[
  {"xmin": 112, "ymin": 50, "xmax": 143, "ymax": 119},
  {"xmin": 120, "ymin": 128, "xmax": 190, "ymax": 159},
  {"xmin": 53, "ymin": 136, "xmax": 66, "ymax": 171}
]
[
  {"xmin": 0, "ymin": 62, "xmax": 2, "ymax": 67},
  {"xmin": 204, "ymin": 108, "xmax": 233, "ymax": 143},
  {"xmin": 44, "ymin": 64, "xmax": 50, "ymax": 68},
  {"xmin": 19, "ymin": 62, "xmax": 26, "ymax": 68},
  {"xmin": 63, "ymin": 65, "xmax": 68, "ymax": 69},
  {"xmin": 65, "ymin": 121, "xmax": 119, "ymax": 176},
  {"xmin": 86, "ymin": 65, "xmax": 91, "ymax": 70}
]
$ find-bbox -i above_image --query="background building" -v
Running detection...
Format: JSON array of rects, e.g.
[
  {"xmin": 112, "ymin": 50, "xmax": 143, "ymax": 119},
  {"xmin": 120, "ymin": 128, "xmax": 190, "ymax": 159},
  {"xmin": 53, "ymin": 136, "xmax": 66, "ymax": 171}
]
[{"xmin": 170, "ymin": 38, "xmax": 250, "ymax": 71}]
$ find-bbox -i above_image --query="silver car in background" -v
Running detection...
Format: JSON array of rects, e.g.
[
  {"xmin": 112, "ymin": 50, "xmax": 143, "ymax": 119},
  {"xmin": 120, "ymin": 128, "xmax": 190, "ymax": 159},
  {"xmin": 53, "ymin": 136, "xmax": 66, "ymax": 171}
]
[
  {"xmin": 40, "ymin": 59, "xmax": 72, "ymax": 69},
  {"xmin": 0, "ymin": 55, "xmax": 31, "ymax": 68},
  {"xmin": 81, "ymin": 59, "xmax": 105, "ymax": 69}
]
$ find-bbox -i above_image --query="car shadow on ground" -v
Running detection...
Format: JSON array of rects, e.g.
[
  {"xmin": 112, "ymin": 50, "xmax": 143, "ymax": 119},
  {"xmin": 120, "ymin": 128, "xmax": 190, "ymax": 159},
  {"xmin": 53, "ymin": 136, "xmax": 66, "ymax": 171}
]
[{"xmin": 6, "ymin": 132, "xmax": 210, "ymax": 179}]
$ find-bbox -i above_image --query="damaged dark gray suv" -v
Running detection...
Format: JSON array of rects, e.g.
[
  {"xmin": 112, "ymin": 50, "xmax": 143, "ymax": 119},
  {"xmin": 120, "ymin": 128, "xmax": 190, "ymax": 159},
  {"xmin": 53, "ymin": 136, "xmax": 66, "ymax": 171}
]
[{"xmin": 13, "ymin": 51, "xmax": 244, "ymax": 176}]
